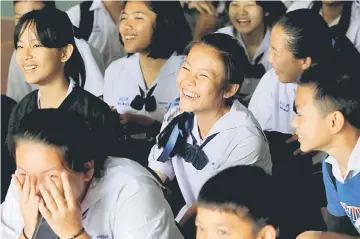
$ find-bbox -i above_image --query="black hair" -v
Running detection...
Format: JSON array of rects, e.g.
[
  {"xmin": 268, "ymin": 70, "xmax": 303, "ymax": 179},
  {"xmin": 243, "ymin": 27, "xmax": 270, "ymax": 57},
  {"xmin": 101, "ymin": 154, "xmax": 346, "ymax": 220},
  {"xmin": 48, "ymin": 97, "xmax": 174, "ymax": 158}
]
[
  {"xmin": 275, "ymin": 9, "xmax": 333, "ymax": 65},
  {"xmin": 120, "ymin": 0, "xmax": 192, "ymax": 59},
  {"xmin": 198, "ymin": 166, "xmax": 278, "ymax": 235},
  {"xmin": 298, "ymin": 63, "xmax": 360, "ymax": 130},
  {"xmin": 13, "ymin": 0, "xmax": 56, "ymax": 9},
  {"xmin": 8, "ymin": 109, "xmax": 107, "ymax": 178},
  {"xmin": 226, "ymin": 1, "xmax": 287, "ymax": 27},
  {"xmin": 14, "ymin": 8, "xmax": 86, "ymax": 88},
  {"xmin": 311, "ymin": 1, "xmax": 352, "ymax": 37}
]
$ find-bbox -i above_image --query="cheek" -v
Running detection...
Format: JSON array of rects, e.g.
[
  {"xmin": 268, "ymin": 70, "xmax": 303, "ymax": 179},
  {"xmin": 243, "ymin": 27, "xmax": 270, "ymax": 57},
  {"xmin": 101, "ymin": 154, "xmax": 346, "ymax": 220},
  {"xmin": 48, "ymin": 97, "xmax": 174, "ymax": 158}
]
[
  {"xmin": 177, "ymin": 70, "xmax": 188, "ymax": 86},
  {"xmin": 250, "ymin": 9, "xmax": 264, "ymax": 24}
]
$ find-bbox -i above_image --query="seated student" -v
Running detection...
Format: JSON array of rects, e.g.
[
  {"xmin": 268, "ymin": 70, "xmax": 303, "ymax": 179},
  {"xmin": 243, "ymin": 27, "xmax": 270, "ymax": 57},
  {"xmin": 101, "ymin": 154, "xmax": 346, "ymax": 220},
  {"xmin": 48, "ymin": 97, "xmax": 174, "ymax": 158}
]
[
  {"xmin": 287, "ymin": 0, "xmax": 360, "ymax": 52},
  {"xmin": 7, "ymin": 1, "xmax": 105, "ymax": 102},
  {"xmin": 196, "ymin": 166, "xmax": 278, "ymax": 239},
  {"xmin": 248, "ymin": 9, "xmax": 334, "ymax": 135},
  {"xmin": 293, "ymin": 65, "xmax": 360, "ymax": 239},
  {"xmin": 217, "ymin": 0, "xmax": 286, "ymax": 105},
  {"xmin": 148, "ymin": 33, "xmax": 272, "ymax": 224},
  {"xmin": 7, "ymin": 8, "xmax": 123, "ymax": 157},
  {"xmin": 104, "ymin": 1, "xmax": 192, "ymax": 163},
  {"xmin": 1, "ymin": 109, "xmax": 183, "ymax": 239},
  {"xmin": 67, "ymin": 1, "xmax": 126, "ymax": 67}
]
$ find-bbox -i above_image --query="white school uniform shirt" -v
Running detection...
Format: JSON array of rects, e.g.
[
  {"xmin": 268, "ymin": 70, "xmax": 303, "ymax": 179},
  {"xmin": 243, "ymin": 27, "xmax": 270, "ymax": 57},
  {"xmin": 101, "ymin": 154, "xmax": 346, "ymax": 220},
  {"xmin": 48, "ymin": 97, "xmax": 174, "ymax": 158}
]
[
  {"xmin": 248, "ymin": 68, "xmax": 297, "ymax": 134},
  {"xmin": 104, "ymin": 53, "xmax": 184, "ymax": 123},
  {"xmin": 1, "ymin": 157, "xmax": 183, "ymax": 239},
  {"xmin": 216, "ymin": 26, "xmax": 272, "ymax": 103},
  {"xmin": 67, "ymin": 0, "xmax": 125, "ymax": 67},
  {"xmin": 148, "ymin": 100, "xmax": 272, "ymax": 213},
  {"xmin": 6, "ymin": 38, "xmax": 105, "ymax": 102},
  {"xmin": 287, "ymin": 1, "xmax": 360, "ymax": 52}
]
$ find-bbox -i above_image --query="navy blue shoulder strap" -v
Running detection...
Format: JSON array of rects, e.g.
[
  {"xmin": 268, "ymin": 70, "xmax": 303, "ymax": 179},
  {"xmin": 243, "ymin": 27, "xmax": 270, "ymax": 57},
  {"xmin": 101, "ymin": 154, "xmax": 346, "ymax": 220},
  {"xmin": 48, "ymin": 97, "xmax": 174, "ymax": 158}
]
[{"xmin": 325, "ymin": 155, "xmax": 337, "ymax": 191}]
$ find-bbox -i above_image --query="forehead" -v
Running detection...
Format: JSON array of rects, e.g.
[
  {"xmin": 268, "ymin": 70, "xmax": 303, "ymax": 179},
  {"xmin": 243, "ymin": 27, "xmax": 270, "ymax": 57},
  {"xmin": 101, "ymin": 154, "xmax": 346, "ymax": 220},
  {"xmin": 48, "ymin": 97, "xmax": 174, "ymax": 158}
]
[
  {"xmin": 270, "ymin": 25, "xmax": 288, "ymax": 52},
  {"xmin": 187, "ymin": 44, "xmax": 223, "ymax": 70},
  {"xmin": 124, "ymin": 1, "xmax": 152, "ymax": 13},
  {"xmin": 14, "ymin": 1, "xmax": 45, "ymax": 14},
  {"xmin": 296, "ymin": 85, "xmax": 316, "ymax": 107}
]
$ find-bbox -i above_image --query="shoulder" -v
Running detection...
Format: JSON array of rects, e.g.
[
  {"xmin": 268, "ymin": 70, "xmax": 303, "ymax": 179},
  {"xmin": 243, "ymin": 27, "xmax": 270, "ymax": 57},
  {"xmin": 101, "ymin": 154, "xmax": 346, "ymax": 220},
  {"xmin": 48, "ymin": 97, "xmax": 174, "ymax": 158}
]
[
  {"xmin": 216, "ymin": 26, "xmax": 234, "ymax": 36},
  {"xmin": 105, "ymin": 55, "xmax": 134, "ymax": 76},
  {"xmin": 72, "ymin": 87, "xmax": 111, "ymax": 113}
]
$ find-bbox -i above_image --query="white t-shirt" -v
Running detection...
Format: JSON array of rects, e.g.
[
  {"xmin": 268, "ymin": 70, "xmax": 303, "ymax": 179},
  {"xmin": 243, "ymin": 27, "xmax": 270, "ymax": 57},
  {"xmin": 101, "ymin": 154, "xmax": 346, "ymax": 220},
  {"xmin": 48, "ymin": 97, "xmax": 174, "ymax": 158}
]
[
  {"xmin": 149, "ymin": 100, "xmax": 272, "ymax": 214},
  {"xmin": 287, "ymin": 1, "xmax": 360, "ymax": 52},
  {"xmin": 1, "ymin": 157, "xmax": 183, "ymax": 239},
  {"xmin": 216, "ymin": 26, "xmax": 272, "ymax": 103},
  {"xmin": 104, "ymin": 53, "xmax": 184, "ymax": 123},
  {"xmin": 6, "ymin": 38, "xmax": 105, "ymax": 102},
  {"xmin": 67, "ymin": 0, "xmax": 125, "ymax": 67},
  {"xmin": 248, "ymin": 68, "xmax": 297, "ymax": 134}
]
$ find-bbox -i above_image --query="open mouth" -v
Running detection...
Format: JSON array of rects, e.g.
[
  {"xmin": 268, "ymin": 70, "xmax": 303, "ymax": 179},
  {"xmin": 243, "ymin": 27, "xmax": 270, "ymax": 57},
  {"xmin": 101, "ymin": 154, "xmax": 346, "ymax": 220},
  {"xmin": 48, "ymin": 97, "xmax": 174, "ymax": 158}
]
[
  {"xmin": 23, "ymin": 65, "xmax": 37, "ymax": 72},
  {"xmin": 182, "ymin": 89, "xmax": 200, "ymax": 100},
  {"xmin": 237, "ymin": 19, "xmax": 251, "ymax": 24},
  {"xmin": 124, "ymin": 35, "xmax": 137, "ymax": 40}
]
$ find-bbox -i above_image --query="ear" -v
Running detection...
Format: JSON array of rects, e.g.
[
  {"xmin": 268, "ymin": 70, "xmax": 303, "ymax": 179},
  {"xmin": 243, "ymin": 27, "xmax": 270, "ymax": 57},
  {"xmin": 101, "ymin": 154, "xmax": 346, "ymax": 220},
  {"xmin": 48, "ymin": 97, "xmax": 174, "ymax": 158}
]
[
  {"xmin": 61, "ymin": 43, "xmax": 74, "ymax": 63},
  {"xmin": 83, "ymin": 160, "xmax": 95, "ymax": 182},
  {"xmin": 328, "ymin": 111, "xmax": 345, "ymax": 134},
  {"xmin": 300, "ymin": 57, "xmax": 312, "ymax": 71},
  {"xmin": 256, "ymin": 225, "xmax": 277, "ymax": 239},
  {"xmin": 224, "ymin": 84, "xmax": 240, "ymax": 99}
]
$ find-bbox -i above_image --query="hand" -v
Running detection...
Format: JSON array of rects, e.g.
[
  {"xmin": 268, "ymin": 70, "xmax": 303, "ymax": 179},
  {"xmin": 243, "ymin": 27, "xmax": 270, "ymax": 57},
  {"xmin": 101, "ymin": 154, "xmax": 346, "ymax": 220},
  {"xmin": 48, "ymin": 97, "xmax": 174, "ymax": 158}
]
[
  {"xmin": 188, "ymin": 1, "xmax": 217, "ymax": 16},
  {"xmin": 120, "ymin": 113, "xmax": 155, "ymax": 126},
  {"xmin": 286, "ymin": 134, "xmax": 303, "ymax": 156},
  {"xmin": 119, "ymin": 112, "xmax": 133, "ymax": 125},
  {"xmin": 37, "ymin": 172, "xmax": 83, "ymax": 239},
  {"xmin": 13, "ymin": 173, "xmax": 39, "ymax": 238}
]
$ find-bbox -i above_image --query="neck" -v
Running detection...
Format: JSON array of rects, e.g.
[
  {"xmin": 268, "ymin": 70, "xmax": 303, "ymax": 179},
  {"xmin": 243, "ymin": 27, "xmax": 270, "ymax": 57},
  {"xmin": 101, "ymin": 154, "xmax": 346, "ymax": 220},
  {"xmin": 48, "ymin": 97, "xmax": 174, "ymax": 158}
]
[
  {"xmin": 139, "ymin": 53, "xmax": 167, "ymax": 88},
  {"xmin": 325, "ymin": 127, "xmax": 360, "ymax": 174},
  {"xmin": 38, "ymin": 75, "xmax": 69, "ymax": 109},
  {"xmin": 103, "ymin": 0, "xmax": 125, "ymax": 23},
  {"xmin": 321, "ymin": 2, "xmax": 343, "ymax": 25},
  {"xmin": 240, "ymin": 23, "xmax": 265, "ymax": 47},
  {"xmin": 195, "ymin": 105, "xmax": 231, "ymax": 139}
]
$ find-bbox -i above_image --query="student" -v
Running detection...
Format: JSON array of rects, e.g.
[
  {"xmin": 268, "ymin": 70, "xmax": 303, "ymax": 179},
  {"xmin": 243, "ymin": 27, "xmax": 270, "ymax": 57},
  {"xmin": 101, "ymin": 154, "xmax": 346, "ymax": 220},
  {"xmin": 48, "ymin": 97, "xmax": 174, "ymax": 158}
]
[
  {"xmin": 217, "ymin": 0, "xmax": 286, "ymax": 105},
  {"xmin": 1, "ymin": 109, "xmax": 183, "ymax": 239},
  {"xmin": 148, "ymin": 33, "xmax": 272, "ymax": 224},
  {"xmin": 7, "ymin": 8, "xmax": 123, "ymax": 157},
  {"xmin": 248, "ymin": 9, "xmax": 334, "ymax": 135},
  {"xmin": 196, "ymin": 166, "xmax": 278, "ymax": 239},
  {"xmin": 103, "ymin": 1, "xmax": 192, "ymax": 163},
  {"xmin": 67, "ymin": 1, "xmax": 126, "ymax": 67},
  {"xmin": 7, "ymin": 1, "xmax": 106, "ymax": 102},
  {"xmin": 287, "ymin": 0, "xmax": 360, "ymax": 52},
  {"xmin": 293, "ymin": 64, "xmax": 360, "ymax": 239}
]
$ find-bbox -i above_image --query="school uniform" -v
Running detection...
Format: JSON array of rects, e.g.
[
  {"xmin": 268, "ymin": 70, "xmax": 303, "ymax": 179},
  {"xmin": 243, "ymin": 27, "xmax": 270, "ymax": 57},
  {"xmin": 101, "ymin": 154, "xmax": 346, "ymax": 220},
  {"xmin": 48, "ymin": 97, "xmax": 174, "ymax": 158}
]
[
  {"xmin": 217, "ymin": 26, "xmax": 272, "ymax": 104},
  {"xmin": 1, "ymin": 157, "xmax": 183, "ymax": 239},
  {"xmin": 248, "ymin": 68, "xmax": 297, "ymax": 134},
  {"xmin": 148, "ymin": 99, "xmax": 272, "ymax": 219},
  {"xmin": 287, "ymin": 1, "xmax": 360, "ymax": 52},
  {"xmin": 67, "ymin": 0, "xmax": 125, "ymax": 67},
  {"xmin": 104, "ymin": 53, "xmax": 184, "ymax": 135},
  {"xmin": 323, "ymin": 137, "xmax": 360, "ymax": 235},
  {"xmin": 7, "ymin": 79, "xmax": 122, "ymax": 157},
  {"xmin": 6, "ymin": 38, "xmax": 105, "ymax": 102}
]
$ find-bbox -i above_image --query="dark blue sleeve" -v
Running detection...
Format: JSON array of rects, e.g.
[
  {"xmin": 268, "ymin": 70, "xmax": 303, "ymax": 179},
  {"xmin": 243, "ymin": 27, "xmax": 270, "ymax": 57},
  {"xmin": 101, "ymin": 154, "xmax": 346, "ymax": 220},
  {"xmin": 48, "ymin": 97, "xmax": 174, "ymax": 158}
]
[{"xmin": 322, "ymin": 161, "xmax": 346, "ymax": 217}]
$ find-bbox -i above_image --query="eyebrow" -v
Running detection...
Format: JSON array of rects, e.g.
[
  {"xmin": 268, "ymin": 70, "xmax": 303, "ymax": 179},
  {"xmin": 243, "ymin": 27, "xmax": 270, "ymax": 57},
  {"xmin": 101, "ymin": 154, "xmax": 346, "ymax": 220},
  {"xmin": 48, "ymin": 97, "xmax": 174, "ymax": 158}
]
[
  {"xmin": 17, "ymin": 166, "xmax": 60, "ymax": 174},
  {"xmin": 271, "ymin": 45, "xmax": 279, "ymax": 53},
  {"xmin": 184, "ymin": 60, "xmax": 216, "ymax": 77}
]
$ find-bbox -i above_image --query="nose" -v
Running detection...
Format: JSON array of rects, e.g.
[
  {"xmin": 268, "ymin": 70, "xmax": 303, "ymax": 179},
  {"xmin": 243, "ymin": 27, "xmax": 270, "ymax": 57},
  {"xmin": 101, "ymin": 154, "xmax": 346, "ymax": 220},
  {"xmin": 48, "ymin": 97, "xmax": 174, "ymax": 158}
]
[
  {"xmin": 238, "ymin": 4, "xmax": 247, "ymax": 16},
  {"xmin": 267, "ymin": 50, "xmax": 274, "ymax": 66},
  {"xmin": 22, "ymin": 47, "xmax": 33, "ymax": 61},
  {"xmin": 291, "ymin": 115, "xmax": 299, "ymax": 129}
]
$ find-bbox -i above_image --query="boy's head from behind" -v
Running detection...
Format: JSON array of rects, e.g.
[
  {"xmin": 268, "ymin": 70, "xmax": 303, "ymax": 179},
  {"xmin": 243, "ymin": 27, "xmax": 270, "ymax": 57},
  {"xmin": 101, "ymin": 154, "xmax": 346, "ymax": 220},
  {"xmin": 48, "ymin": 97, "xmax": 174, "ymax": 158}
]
[{"xmin": 196, "ymin": 166, "xmax": 277, "ymax": 239}]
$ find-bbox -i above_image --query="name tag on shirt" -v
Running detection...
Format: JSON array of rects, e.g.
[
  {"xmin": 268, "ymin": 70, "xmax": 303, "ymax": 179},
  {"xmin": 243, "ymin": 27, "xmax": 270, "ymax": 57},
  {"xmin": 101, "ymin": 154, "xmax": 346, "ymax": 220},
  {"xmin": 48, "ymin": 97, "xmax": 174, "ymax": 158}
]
[
  {"xmin": 118, "ymin": 97, "xmax": 130, "ymax": 107},
  {"xmin": 279, "ymin": 100, "xmax": 290, "ymax": 112}
]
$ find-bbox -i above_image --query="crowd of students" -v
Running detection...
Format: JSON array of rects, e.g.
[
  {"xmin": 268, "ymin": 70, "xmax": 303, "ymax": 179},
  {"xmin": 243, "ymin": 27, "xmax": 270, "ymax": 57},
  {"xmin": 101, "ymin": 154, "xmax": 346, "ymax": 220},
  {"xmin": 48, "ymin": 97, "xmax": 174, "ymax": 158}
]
[{"xmin": 1, "ymin": 1, "xmax": 360, "ymax": 239}]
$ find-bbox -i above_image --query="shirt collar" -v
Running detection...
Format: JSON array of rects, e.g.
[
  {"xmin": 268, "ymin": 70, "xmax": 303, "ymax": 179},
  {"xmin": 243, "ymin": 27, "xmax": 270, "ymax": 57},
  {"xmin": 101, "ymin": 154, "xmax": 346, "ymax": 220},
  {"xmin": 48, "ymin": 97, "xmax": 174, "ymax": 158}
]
[
  {"xmin": 37, "ymin": 79, "xmax": 75, "ymax": 109},
  {"xmin": 319, "ymin": 9, "xmax": 341, "ymax": 27},
  {"xmin": 89, "ymin": 0, "xmax": 103, "ymax": 11}
]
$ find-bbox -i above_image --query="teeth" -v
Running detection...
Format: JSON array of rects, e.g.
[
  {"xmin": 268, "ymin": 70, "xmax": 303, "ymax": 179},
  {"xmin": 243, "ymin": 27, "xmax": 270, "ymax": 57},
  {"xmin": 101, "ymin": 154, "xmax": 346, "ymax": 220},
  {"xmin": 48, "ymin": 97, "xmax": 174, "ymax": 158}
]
[
  {"xmin": 183, "ymin": 89, "xmax": 200, "ymax": 99},
  {"xmin": 24, "ymin": 65, "xmax": 36, "ymax": 70},
  {"xmin": 238, "ymin": 20, "xmax": 250, "ymax": 23},
  {"xmin": 125, "ymin": 35, "xmax": 136, "ymax": 40}
]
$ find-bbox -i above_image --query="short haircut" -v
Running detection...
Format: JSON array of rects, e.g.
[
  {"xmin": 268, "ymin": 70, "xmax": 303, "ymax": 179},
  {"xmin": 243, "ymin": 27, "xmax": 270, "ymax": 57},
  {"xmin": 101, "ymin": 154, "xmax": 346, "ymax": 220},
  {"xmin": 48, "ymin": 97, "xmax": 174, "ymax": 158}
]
[
  {"xmin": 198, "ymin": 166, "xmax": 278, "ymax": 235},
  {"xmin": 299, "ymin": 63, "xmax": 360, "ymax": 130},
  {"xmin": 121, "ymin": 0, "xmax": 192, "ymax": 59},
  {"xmin": 13, "ymin": 0, "xmax": 56, "ymax": 9},
  {"xmin": 8, "ymin": 109, "xmax": 107, "ymax": 178}
]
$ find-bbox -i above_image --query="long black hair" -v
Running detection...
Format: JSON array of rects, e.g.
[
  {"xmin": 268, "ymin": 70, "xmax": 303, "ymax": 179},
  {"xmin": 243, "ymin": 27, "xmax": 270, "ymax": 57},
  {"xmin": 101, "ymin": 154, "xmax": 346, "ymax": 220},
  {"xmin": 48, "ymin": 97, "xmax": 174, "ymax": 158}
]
[{"xmin": 14, "ymin": 8, "xmax": 86, "ymax": 87}]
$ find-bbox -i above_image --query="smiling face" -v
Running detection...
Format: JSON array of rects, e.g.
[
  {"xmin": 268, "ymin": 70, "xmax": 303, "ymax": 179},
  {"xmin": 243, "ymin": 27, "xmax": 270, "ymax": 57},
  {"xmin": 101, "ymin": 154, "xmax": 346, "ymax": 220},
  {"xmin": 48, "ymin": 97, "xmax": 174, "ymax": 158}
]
[
  {"xmin": 228, "ymin": 1, "xmax": 266, "ymax": 35},
  {"xmin": 119, "ymin": 1, "xmax": 156, "ymax": 54}
]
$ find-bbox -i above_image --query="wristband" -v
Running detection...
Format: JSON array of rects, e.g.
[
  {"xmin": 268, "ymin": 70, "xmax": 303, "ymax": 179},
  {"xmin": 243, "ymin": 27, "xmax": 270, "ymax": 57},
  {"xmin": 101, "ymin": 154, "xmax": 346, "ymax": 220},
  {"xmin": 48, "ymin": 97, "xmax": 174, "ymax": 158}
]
[
  {"xmin": 68, "ymin": 228, "xmax": 85, "ymax": 239},
  {"xmin": 22, "ymin": 228, "xmax": 30, "ymax": 239}
]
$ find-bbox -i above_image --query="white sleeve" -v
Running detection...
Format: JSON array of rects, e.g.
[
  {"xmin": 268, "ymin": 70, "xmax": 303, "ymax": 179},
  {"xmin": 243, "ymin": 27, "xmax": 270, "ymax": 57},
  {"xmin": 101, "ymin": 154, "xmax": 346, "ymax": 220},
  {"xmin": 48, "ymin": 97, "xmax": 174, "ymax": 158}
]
[
  {"xmin": 0, "ymin": 180, "xmax": 24, "ymax": 239},
  {"xmin": 113, "ymin": 180, "xmax": 183, "ymax": 239},
  {"xmin": 75, "ymin": 38, "xmax": 104, "ymax": 97},
  {"xmin": 6, "ymin": 52, "xmax": 34, "ymax": 102},
  {"xmin": 248, "ymin": 70, "xmax": 275, "ymax": 132},
  {"xmin": 66, "ymin": 5, "xmax": 81, "ymax": 28}
]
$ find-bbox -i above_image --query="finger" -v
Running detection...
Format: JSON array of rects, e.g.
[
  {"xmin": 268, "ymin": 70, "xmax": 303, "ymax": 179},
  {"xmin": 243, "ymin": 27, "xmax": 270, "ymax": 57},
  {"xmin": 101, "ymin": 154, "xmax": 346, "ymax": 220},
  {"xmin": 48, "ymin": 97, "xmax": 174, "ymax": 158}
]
[
  {"xmin": 39, "ymin": 184, "xmax": 58, "ymax": 213},
  {"xmin": 37, "ymin": 196, "xmax": 52, "ymax": 221},
  {"xmin": 286, "ymin": 135, "xmax": 298, "ymax": 144},
  {"xmin": 293, "ymin": 148, "xmax": 302, "ymax": 156},
  {"xmin": 193, "ymin": 4, "xmax": 206, "ymax": 14},
  {"xmin": 23, "ymin": 175, "xmax": 30, "ymax": 200},
  {"xmin": 12, "ymin": 174, "xmax": 23, "ymax": 197},
  {"xmin": 46, "ymin": 176, "xmax": 66, "ymax": 212},
  {"xmin": 201, "ymin": 2, "xmax": 216, "ymax": 15},
  {"xmin": 29, "ymin": 176, "xmax": 36, "ymax": 201},
  {"xmin": 61, "ymin": 172, "xmax": 76, "ymax": 209}
]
